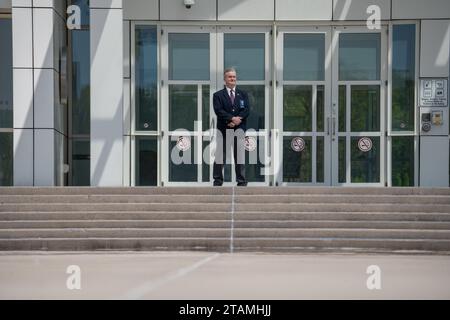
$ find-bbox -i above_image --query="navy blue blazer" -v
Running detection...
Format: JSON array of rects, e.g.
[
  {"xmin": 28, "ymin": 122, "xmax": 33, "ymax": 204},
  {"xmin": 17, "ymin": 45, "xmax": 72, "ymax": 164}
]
[{"xmin": 213, "ymin": 88, "xmax": 250, "ymax": 131}]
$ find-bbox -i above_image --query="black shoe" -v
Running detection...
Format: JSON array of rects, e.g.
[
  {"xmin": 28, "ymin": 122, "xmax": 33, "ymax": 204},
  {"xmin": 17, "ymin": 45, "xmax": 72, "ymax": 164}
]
[
  {"xmin": 237, "ymin": 183, "xmax": 247, "ymax": 187},
  {"xmin": 213, "ymin": 182, "xmax": 223, "ymax": 187}
]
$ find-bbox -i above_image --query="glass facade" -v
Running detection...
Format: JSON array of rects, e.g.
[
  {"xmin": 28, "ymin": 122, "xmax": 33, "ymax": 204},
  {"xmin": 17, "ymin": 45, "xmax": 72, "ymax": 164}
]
[
  {"xmin": 0, "ymin": 17, "xmax": 13, "ymax": 186},
  {"xmin": 69, "ymin": 0, "xmax": 90, "ymax": 186},
  {"xmin": 392, "ymin": 25, "xmax": 416, "ymax": 132},
  {"xmin": 135, "ymin": 26, "xmax": 158, "ymax": 132},
  {"xmin": 2, "ymin": 14, "xmax": 426, "ymax": 187},
  {"xmin": 391, "ymin": 24, "xmax": 417, "ymax": 186},
  {"xmin": 339, "ymin": 33, "xmax": 381, "ymax": 81}
]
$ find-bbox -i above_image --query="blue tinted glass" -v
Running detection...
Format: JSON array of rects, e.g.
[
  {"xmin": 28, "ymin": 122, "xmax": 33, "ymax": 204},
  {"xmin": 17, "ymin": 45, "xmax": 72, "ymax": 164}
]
[
  {"xmin": 0, "ymin": 133, "xmax": 13, "ymax": 186},
  {"xmin": 284, "ymin": 34, "xmax": 325, "ymax": 81},
  {"xmin": 339, "ymin": 33, "xmax": 380, "ymax": 81},
  {"xmin": 392, "ymin": 24, "xmax": 416, "ymax": 131},
  {"xmin": 70, "ymin": 0, "xmax": 90, "ymax": 26},
  {"xmin": 169, "ymin": 33, "xmax": 210, "ymax": 81},
  {"xmin": 71, "ymin": 30, "xmax": 90, "ymax": 135},
  {"xmin": 136, "ymin": 25, "xmax": 158, "ymax": 131},
  {"xmin": 224, "ymin": 33, "xmax": 265, "ymax": 81},
  {"xmin": 0, "ymin": 19, "xmax": 12, "ymax": 129}
]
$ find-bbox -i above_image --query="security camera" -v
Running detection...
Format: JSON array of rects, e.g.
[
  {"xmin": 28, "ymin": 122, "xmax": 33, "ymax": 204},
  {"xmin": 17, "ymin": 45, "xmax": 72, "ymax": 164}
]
[{"xmin": 184, "ymin": 0, "xmax": 195, "ymax": 9}]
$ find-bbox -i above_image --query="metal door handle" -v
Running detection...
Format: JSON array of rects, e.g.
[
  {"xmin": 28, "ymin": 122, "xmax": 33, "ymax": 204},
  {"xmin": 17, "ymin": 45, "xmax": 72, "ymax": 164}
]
[
  {"xmin": 332, "ymin": 117, "xmax": 336, "ymax": 136},
  {"xmin": 327, "ymin": 117, "xmax": 331, "ymax": 135}
]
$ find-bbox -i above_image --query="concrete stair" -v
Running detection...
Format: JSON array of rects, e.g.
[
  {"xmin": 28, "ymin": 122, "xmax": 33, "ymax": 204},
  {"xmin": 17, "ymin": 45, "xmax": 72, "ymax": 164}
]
[{"xmin": 0, "ymin": 187, "xmax": 450, "ymax": 253}]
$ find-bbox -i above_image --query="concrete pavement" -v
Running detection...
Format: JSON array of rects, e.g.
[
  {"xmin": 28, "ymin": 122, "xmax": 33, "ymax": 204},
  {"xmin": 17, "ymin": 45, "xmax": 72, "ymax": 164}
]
[{"xmin": 0, "ymin": 251, "xmax": 449, "ymax": 300}]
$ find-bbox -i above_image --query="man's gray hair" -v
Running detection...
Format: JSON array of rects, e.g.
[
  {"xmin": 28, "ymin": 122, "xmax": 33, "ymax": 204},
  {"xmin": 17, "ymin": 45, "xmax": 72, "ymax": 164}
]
[{"xmin": 224, "ymin": 67, "xmax": 237, "ymax": 76}]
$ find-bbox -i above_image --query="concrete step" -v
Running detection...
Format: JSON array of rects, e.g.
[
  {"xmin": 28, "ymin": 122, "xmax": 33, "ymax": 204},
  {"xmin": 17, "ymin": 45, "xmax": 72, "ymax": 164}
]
[
  {"xmin": 1, "ymin": 211, "xmax": 449, "ymax": 221},
  {"xmin": 1, "ymin": 186, "xmax": 449, "ymax": 253},
  {"xmin": 0, "ymin": 228, "xmax": 231, "ymax": 239},
  {"xmin": 0, "ymin": 203, "xmax": 232, "ymax": 212},
  {"xmin": 235, "ymin": 212, "xmax": 450, "ymax": 221},
  {"xmin": 1, "ymin": 194, "xmax": 449, "ymax": 204},
  {"xmin": 232, "ymin": 228, "xmax": 450, "ymax": 240},
  {"xmin": 1, "ymin": 220, "xmax": 450, "ymax": 230},
  {"xmin": 0, "ymin": 195, "xmax": 232, "ymax": 204},
  {"xmin": 1, "ymin": 203, "xmax": 449, "ymax": 213},
  {"xmin": 233, "ymin": 238, "xmax": 450, "ymax": 252},
  {"xmin": 1, "ymin": 228, "xmax": 449, "ymax": 240},
  {"xmin": 0, "ymin": 238, "xmax": 231, "ymax": 251},
  {"xmin": 0, "ymin": 238, "xmax": 449, "ymax": 252},
  {"xmin": 1, "ymin": 187, "xmax": 450, "ymax": 196},
  {"xmin": 235, "ymin": 203, "xmax": 450, "ymax": 213},
  {"xmin": 0, "ymin": 212, "xmax": 231, "ymax": 221}
]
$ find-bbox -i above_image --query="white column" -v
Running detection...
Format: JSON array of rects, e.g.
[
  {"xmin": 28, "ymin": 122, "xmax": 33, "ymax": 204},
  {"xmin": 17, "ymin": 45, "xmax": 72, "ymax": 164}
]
[
  {"xmin": 90, "ymin": 0, "xmax": 123, "ymax": 186},
  {"xmin": 12, "ymin": 0, "xmax": 67, "ymax": 186},
  {"xmin": 12, "ymin": 0, "xmax": 34, "ymax": 186}
]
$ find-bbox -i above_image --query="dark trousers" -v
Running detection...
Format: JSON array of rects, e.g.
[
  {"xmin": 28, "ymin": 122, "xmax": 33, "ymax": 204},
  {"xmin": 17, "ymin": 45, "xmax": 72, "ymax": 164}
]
[{"xmin": 213, "ymin": 129, "xmax": 247, "ymax": 186}]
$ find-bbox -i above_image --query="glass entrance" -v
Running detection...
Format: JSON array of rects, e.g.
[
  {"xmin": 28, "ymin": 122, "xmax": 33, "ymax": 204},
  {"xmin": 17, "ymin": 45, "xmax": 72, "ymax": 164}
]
[
  {"xmin": 161, "ymin": 26, "xmax": 215, "ymax": 185},
  {"xmin": 276, "ymin": 26, "xmax": 387, "ymax": 186},
  {"xmin": 160, "ymin": 26, "xmax": 270, "ymax": 186}
]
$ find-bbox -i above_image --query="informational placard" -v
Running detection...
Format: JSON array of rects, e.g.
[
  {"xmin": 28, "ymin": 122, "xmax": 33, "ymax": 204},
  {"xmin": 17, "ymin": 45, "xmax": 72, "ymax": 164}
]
[{"xmin": 419, "ymin": 78, "xmax": 448, "ymax": 107}]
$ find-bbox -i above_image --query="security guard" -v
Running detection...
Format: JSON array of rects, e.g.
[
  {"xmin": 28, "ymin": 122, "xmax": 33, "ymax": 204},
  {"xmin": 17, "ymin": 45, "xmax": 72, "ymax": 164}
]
[{"xmin": 212, "ymin": 68, "xmax": 250, "ymax": 187}]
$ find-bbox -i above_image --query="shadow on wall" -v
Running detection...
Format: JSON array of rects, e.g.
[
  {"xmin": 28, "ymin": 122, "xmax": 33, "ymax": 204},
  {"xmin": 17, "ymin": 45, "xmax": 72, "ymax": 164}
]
[
  {"xmin": 13, "ymin": 5, "xmax": 67, "ymax": 187},
  {"xmin": 90, "ymin": 7, "xmax": 123, "ymax": 186}
]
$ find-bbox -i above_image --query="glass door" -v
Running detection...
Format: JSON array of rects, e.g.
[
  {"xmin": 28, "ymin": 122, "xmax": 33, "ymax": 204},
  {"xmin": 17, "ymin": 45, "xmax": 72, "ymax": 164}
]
[
  {"xmin": 276, "ymin": 26, "xmax": 387, "ymax": 186},
  {"xmin": 216, "ymin": 26, "xmax": 271, "ymax": 186},
  {"xmin": 161, "ymin": 26, "xmax": 216, "ymax": 185},
  {"xmin": 276, "ymin": 27, "xmax": 332, "ymax": 186},
  {"xmin": 332, "ymin": 26, "xmax": 387, "ymax": 186}
]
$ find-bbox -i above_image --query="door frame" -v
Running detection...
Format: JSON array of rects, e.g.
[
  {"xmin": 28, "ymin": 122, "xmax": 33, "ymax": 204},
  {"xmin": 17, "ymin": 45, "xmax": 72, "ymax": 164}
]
[
  {"xmin": 331, "ymin": 25, "xmax": 388, "ymax": 187},
  {"xmin": 275, "ymin": 25, "xmax": 388, "ymax": 186},
  {"xmin": 275, "ymin": 26, "xmax": 333, "ymax": 186}
]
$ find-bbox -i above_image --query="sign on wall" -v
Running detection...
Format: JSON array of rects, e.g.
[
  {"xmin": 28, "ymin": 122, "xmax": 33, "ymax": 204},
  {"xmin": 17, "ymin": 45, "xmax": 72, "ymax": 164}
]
[{"xmin": 419, "ymin": 78, "xmax": 448, "ymax": 107}]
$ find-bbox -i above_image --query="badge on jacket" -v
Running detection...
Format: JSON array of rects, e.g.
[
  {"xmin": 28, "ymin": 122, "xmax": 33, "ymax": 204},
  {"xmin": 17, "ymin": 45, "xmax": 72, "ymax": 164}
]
[{"xmin": 240, "ymin": 100, "xmax": 245, "ymax": 109}]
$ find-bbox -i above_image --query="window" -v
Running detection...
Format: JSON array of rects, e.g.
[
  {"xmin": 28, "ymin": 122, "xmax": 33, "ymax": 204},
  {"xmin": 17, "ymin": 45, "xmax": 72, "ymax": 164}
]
[{"xmin": 0, "ymin": 17, "xmax": 13, "ymax": 186}]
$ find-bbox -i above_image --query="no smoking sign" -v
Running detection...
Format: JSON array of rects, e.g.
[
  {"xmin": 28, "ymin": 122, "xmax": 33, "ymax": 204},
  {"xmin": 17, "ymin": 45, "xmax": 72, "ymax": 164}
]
[{"xmin": 358, "ymin": 137, "xmax": 373, "ymax": 153}]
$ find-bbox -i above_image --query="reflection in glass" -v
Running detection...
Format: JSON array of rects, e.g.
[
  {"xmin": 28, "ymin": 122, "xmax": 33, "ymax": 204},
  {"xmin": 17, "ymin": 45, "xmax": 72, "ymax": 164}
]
[
  {"xmin": 0, "ymin": 19, "xmax": 12, "ymax": 129},
  {"xmin": 339, "ymin": 33, "xmax": 380, "ymax": 81},
  {"xmin": 284, "ymin": 34, "xmax": 325, "ymax": 81},
  {"xmin": 169, "ymin": 138, "xmax": 197, "ymax": 182},
  {"xmin": 135, "ymin": 25, "xmax": 158, "ymax": 132},
  {"xmin": 351, "ymin": 85, "xmax": 380, "ymax": 132},
  {"xmin": 225, "ymin": 33, "xmax": 265, "ymax": 81},
  {"xmin": 202, "ymin": 85, "xmax": 210, "ymax": 132},
  {"xmin": 245, "ymin": 137, "xmax": 265, "ymax": 183},
  {"xmin": 339, "ymin": 85, "xmax": 346, "ymax": 132},
  {"xmin": 317, "ymin": 137, "xmax": 324, "ymax": 183},
  {"xmin": 0, "ymin": 133, "xmax": 13, "ymax": 186},
  {"xmin": 71, "ymin": 30, "xmax": 90, "ymax": 135},
  {"xmin": 202, "ymin": 138, "xmax": 211, "ymax": 182},
  {"xmin": 169, "ymin": 33, "xmax": 209, "ymax": 81},
  {"xmin": 338, "ymin": 137, "xmax": 346, "ymax": 183},
  {"xmin": 283, "ymin": 137, "xmax": 312, "ymax": 183},
  {"xmin": 283, "ymin": 86, "xmax": 312, "ymax": 132},
  {"xmin": 169, "ymin": 85, "xmax": 197, "ymax": 131},
  {"xmin": 239, "ymin": 85, "xmax": 265, "ymax": 131},
  {"xmin": 392, "ymin": 25, "xmax": 416, "ymax": 132},
  {"xmin": 71, "ymin": 139, "xmax": 90, "ymax": 186},
  {"xmin": 136, "ymin": 137, "xmax": 158, "ymax": 186},
  {"xmin": 351, "ymin": 137, "xmax": 380, "ymax": 183},
  {"xmin": 317, "ymin": 85, "xmax": 324, "ymax": 132},
  {"xmin": 392, "ymin": 136, "xmax": 414, "ymax": 186}
]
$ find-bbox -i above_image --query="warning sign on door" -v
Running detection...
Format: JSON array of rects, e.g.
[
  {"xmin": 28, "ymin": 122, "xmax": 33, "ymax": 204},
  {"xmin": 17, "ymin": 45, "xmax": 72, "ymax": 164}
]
[{"xmin": 420, "ymin": 78, "xmax": 448, "ymax": 107}]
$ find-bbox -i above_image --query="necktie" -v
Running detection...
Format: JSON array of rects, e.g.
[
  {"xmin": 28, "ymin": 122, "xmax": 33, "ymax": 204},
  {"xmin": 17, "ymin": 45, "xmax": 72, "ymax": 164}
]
[{"xmin": 230, "ymin": 89, "xmax": 235, "ymax": 105}]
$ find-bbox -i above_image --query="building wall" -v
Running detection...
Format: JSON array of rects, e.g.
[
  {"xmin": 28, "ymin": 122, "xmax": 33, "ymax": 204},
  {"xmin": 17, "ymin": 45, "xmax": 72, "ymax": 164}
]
[
  {"xmin": 5, "ymin": 0, "xmax": 450, "ymax": 186},
  {"xmin": 11, "ymin": 0, "xmax": 67, "ymax": 186},
  {"xmin": 122, "ymin": 0, "xmax": 450, "ymax": 21}
]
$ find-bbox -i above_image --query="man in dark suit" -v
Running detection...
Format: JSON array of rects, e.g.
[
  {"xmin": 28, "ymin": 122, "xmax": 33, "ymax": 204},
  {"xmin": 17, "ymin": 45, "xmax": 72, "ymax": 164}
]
[{"xmin": 213, "ymin": 68, "xmax": 250, "ymax": 187}]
